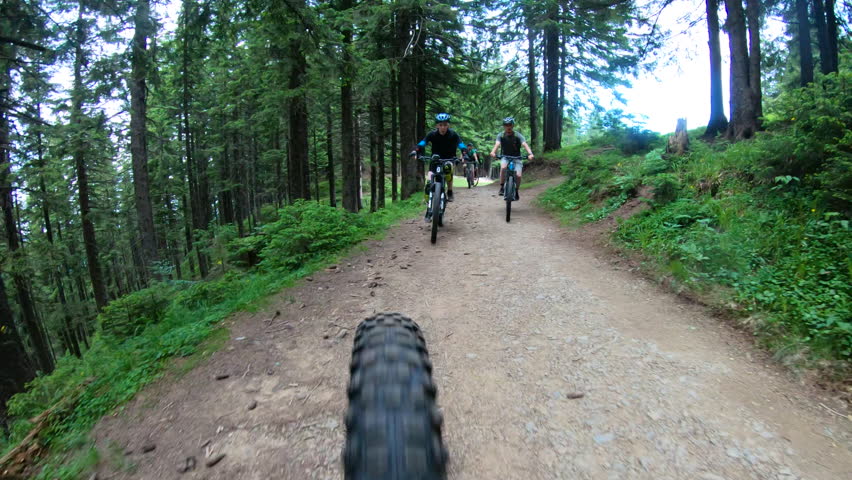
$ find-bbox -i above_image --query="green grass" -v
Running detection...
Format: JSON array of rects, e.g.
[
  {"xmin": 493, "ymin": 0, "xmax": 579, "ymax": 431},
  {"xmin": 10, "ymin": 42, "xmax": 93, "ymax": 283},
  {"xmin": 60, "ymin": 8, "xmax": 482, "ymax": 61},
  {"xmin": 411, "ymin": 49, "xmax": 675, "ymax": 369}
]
[
  {"xmin": 1, "ymin": 198, "xmax": 421, "ymax": 479},
  {"xmin": 518, "ymin": 179, "xmax": 548, "ymax": 190},
  {"xmin": 539, "ymin": 123, "xmax": 851, "ymax": 366}
]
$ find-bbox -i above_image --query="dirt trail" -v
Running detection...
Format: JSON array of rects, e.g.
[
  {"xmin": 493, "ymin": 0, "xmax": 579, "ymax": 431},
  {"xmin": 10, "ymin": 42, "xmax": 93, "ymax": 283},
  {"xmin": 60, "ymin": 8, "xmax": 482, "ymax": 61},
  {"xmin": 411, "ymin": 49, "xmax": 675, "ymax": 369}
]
[{"xmin": 96, "ymin": 181, "xmax": 852, "ymax": 480}]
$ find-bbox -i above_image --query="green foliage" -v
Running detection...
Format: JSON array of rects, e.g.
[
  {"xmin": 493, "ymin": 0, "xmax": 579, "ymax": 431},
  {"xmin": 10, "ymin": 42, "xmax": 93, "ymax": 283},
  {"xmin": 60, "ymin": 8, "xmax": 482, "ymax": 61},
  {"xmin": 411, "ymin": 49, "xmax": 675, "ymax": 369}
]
[
  {"xmin": 2, "ymin": 199, "xmax": 420, "ymax": 478},
  {"xmin": 258, "ymin": 201, "xmax": 366, "ymax": 271},
  {"xmin": 98, "ymin": 284, "xmax": 179, "ymax": 338},
  {"xmin": 592, "ymin": 126, "xmax": 662, "ymax": 155},
  {"xmin": 540, "ymin": 110, "xmax": 852, "ymax": 363},
  {"xmin": 649, "ymin": 173, "xmax": 680, "ymax": 205},
  {"xmin": 763, "ymin": 73, "xmax": 852, "ymax": 209}
]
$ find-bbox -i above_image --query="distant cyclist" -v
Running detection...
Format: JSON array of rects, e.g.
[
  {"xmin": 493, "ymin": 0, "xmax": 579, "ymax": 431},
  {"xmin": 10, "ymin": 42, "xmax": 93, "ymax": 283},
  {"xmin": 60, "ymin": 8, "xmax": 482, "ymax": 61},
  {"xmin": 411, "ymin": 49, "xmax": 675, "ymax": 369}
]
[
  {"xmin": 464, "ymin": 144, "xmax": 480, "ymax": 179},
  {"xmin": 490, "ymin": 117, "xmax": 534, "ymax": 198},
  {"xmin": 410, "ymin": 113, "xmax": 468, "ymax": 220}
]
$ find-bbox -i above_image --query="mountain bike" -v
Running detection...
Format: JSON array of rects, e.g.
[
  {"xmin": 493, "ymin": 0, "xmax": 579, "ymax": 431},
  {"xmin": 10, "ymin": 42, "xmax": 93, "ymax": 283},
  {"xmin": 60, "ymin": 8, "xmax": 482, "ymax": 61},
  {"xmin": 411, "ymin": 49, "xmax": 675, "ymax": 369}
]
[
  {"xmin": 500, "ymin": 155, "xmax": 523, "ymax": 223},
  {"xmin": 343, "ymin": 313, "xmax": 448, "ymax": 480},
  {"xmin": 422, "ymin": 155, "xmax": 454, "ymax": 244},
  {"xmin": 463, "ymin": 158, "xmax": 479, "ymax": 188}
]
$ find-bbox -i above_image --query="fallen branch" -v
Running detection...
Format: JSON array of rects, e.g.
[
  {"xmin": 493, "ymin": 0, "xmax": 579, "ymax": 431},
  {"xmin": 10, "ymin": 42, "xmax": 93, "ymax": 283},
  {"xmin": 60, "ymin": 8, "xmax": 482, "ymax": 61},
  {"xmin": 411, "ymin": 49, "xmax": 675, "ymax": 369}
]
[
  {"xmin": 819, "ymin": 403, "xmax": 852, "ymax": 422},
  {"xmin": 0, "ymin": 380, "xmax": 92, "ymax": 477}
]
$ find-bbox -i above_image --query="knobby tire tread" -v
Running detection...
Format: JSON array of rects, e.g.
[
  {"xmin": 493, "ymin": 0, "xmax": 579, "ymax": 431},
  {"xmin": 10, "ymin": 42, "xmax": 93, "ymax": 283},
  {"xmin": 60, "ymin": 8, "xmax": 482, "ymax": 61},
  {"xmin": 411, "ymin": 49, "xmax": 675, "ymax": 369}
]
[
  {"xmin": 505, "ymin": 176, "xmax": 514, "ymax": 223},
  {"xmin": 430, "ymin": 182, "xmax": 441, "ymax": 244},
  {"xmin": 344, "ymin": 313, "xmax": 448, "ymax": 480}
]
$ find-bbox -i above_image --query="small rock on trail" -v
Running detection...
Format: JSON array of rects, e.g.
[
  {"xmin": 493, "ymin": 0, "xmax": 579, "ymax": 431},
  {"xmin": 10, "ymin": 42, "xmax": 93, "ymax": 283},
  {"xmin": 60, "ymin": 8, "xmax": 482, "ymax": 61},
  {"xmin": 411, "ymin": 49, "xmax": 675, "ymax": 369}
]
[{"xmin": 205, "ymin": 453, "xmax": 226, "ymax": 468}]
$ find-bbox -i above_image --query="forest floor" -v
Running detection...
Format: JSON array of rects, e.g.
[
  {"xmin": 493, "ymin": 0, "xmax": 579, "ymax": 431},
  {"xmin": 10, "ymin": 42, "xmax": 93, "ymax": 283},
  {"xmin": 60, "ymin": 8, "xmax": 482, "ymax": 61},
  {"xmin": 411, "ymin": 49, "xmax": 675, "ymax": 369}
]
[{"xmin": 93, "ymin": 180, "xmax": 852, "ymax": 480}]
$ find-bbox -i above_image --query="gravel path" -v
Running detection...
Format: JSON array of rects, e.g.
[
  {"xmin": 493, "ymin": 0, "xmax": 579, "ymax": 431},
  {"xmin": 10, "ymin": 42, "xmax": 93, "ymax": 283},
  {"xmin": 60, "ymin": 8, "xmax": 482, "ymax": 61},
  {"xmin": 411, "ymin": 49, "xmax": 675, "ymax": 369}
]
[{"xmin": 95, "ymin": 180, "xmax": 852, "ymax": 479}]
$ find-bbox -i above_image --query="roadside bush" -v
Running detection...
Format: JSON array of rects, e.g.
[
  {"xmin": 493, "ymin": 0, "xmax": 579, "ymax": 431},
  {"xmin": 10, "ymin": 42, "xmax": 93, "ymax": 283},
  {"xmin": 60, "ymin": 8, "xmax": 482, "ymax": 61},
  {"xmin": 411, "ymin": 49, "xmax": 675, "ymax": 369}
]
[
  {"xmin": 649, "ymin": 173, "xmax": 681, "ymax": 205},
  {"xmin": 258, "ymin": 201, "xmax": 365, "ymax": 271},
  {"xmin": 98, "ymin": 284, "xmax": 177, "ymax": 338},
  {"xmin": 763, "ymin": 72, "xmax": 852, "ymax": 209}
]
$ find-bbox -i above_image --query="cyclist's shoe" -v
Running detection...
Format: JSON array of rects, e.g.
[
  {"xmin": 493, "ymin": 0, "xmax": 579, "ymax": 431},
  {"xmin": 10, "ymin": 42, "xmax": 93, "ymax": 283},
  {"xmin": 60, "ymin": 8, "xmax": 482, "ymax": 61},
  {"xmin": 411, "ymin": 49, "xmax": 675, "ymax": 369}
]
[
  {"xmin": 498, "ymin": 185, "xmax": 504, "ymax": 196},
  {"xmin": 424, "ymin": 211, "xmax": 432, "ymax": 222},
  {"xmin": 447, "ymin": 190, "xmax": 454, "ymax": 202},
  {"xmin": 515, "ymin": 190, "xmax": 520, "ymax": 200}
]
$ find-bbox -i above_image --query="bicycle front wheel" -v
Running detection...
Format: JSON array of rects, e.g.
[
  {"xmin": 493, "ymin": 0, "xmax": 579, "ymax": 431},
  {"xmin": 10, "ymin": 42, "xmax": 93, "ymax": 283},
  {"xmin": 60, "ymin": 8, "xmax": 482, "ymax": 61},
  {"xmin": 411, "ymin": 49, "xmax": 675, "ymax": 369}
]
[
  {"xmin": 431, "ymin": 182, "xmax": 442, "ymax": 244},
  {"xmin": 505, "ymin": 177, "xmax": 514, "ymax": 223}
]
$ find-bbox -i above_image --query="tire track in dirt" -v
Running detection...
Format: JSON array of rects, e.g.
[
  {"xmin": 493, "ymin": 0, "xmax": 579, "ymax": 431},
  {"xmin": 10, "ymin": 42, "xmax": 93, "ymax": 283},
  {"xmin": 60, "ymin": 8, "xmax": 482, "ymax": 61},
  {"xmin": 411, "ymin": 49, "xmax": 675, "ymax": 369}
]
[{"xmin": 95, "ymin": 180, "xmax": 852, "ymax": 480}]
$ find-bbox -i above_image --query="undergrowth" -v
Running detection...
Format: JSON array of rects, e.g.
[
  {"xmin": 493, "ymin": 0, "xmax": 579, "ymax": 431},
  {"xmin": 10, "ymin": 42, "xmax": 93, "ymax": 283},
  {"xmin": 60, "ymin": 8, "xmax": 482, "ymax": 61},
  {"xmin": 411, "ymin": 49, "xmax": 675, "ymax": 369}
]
[
  {"xmin": 1, "ymin": 198, "xmax": 421, "ymax": 478},
  {"xmin": 539, "ymin": 73, "xmax": 852, "ymax": 366}
]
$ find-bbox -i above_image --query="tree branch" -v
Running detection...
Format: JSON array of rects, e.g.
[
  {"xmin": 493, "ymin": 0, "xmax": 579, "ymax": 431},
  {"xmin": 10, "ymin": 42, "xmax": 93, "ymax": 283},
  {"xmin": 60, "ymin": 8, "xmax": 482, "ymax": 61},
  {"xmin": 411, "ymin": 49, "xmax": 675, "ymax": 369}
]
[{"xmin": 0, "ymin": 35, "xmax": 49, "ymax": 52}]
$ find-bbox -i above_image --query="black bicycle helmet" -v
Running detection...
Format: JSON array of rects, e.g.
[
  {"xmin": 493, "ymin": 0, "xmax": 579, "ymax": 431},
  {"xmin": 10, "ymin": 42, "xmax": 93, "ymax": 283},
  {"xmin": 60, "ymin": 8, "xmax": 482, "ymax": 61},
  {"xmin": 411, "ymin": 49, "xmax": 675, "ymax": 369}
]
[
  {"xmin": 435, "ymin": 113, "xmax": 451, "ymax": 123},
  {"xmin": 502, "ymin": 117, "xmax": 515, "ymax": 125}
]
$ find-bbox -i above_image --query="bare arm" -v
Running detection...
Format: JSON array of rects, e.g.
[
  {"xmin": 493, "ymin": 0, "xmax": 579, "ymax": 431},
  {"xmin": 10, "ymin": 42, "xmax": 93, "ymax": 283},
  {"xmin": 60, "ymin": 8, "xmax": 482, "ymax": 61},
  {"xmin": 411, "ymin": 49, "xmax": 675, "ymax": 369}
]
[
  {"xmin": 522, "ymin": 141, "xmax": 534, "ymax": 159},
  {"xmin": 490, "ymin": 140, "xmax": 500, "ymax": 157}
]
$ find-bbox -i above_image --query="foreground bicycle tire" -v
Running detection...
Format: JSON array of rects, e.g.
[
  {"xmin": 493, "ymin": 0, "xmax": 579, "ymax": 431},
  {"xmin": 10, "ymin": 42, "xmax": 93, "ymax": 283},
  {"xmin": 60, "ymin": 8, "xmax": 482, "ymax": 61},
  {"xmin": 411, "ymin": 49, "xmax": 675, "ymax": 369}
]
[{"xmin": 343, "ymin": 313, "xmax": 448, "ymax": 480}]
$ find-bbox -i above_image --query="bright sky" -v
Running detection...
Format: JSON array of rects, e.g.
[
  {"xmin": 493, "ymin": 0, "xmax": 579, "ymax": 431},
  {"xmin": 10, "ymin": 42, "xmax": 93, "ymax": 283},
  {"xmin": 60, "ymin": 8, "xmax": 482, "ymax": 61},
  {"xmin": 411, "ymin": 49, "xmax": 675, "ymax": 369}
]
[
  {"xmin": 598, "ymin": 0, "xmax": 787, "ymax": 134},
  {"xmin": 71, "ymin": 1, "xmax": 792, "ymax": 137}
]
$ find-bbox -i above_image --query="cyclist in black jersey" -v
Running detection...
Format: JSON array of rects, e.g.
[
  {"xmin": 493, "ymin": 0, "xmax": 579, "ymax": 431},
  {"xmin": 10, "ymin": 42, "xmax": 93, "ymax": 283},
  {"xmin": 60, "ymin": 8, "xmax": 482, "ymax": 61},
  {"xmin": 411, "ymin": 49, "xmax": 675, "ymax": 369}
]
[{"xmin": 410, "ymin": 113, "xmax": 468, "ymax": 221}]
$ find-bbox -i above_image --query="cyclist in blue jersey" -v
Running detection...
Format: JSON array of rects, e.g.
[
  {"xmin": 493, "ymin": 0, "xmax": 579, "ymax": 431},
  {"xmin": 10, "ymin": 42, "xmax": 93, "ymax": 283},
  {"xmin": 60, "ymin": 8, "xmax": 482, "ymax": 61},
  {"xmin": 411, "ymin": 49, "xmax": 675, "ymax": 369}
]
[{"xmin": 410, "ymin": 113, "xmax": 469, "ymax": 221}]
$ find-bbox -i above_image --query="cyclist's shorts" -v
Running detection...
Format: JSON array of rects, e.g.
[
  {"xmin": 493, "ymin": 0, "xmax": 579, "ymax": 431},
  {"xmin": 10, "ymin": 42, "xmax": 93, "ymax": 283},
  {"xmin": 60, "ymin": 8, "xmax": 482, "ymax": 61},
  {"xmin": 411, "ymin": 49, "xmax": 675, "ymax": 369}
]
[{"xmin": 501, "ymin": 158, "xmax": 524, "ymax": 174}]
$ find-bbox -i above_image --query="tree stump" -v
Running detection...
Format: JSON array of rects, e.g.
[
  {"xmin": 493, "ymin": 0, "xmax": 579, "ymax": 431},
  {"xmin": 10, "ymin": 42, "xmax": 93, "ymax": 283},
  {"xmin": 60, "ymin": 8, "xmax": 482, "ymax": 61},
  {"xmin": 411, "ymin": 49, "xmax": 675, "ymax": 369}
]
[{"xmin": 666, "ymin": 118, "xmax": 689, "ymax": 155}]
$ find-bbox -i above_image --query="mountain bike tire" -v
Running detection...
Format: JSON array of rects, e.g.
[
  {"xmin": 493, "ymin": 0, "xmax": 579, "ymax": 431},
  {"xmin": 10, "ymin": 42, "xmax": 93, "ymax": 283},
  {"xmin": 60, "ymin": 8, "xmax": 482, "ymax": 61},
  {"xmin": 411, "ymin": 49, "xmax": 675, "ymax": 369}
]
[
  {"xmin": 430, "ymin": 182, "xmax": 441, "ymax": 244},
  {"xmin": 505, "ymin": 176, "xmax": 514, "ymax": 223},
  {"xmin": 343, "ymin": 313, "xmax": 448, "ymax": 480}
]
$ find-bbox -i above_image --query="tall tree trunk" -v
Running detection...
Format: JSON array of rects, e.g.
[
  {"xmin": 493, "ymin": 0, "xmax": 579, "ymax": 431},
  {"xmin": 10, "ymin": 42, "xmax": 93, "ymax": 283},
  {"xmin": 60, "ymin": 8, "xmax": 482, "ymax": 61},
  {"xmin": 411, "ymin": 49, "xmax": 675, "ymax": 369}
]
[
  {"xmin": 354, "ymin": 111, "xmax": 364, "ymax": 209},
  {"xmin": 390, "ymin": 70, "xmax": 399, "ymax": 202},
  {"xmin": 71, "ymin": 3, "xmax": 109, "ymax": 311},
  {"xmin": 312, "ymin": 128, "xmax": 320, "ymax": 202},
  {"xmin": 812, "ymin": 0, "xmax": 830, "ymax": 74},
  {"xmin": 415, "ymin": 65, "xmax": 425, "ymax": 180},
  {"xmin": 274, "ymin": 127, "xmax": 283, "ymax": 206},
  {"xmin": 704, "ymin": 0, "xmax": 729, "ymax": 137},
  {"xmin": 370, "ymin": 165, "xmax": 377, "ymax": 212},
  {"xmin": 0, "ymin": 274, "xmax": 35, "ymax": 433},
  {"xmin": 340, "ymin": 0, "xmax": 359, "ymax": 212},
  {"xmin": 746, "ymin": 0, "xmax": 763, "ymax": 121},
  {"xmin": 724, "ymin": 0, "xmax": 757, "ymax": 139},
  {"xmin": 543, "ymin": 5, "xmax": 561, "ymax": 152},
  {"xmin": 38, "ymin": 132, "xmax": 81, "ymax": 357},
  {"xmin": 130, "ymin": 0, "xmax": 158, "ymax": 277},
  {"xmin": 181, "ymin": 0, "xmax": 208, "ymax": 277},
  {"xmin": 288, "ymin": 15, "xmax": 310, "ymax": 203},
  {"xmin": 542, "ymin": 45, "xmax": 548, "ymax": 148},
  {"xmin": 415, "ymin": 63, "xmax": 426, "ymax": 141},
  {"xmin": 325, "ymin": 105, "xmax": 336, "ymax": 207},
  {"xmin": 377, "ymin": 100, "xmax": 385, "ymax": 209},
  {"xmin": 559, "ymin": 33, "xmax": 565, "ymax": 145},
  {"xmin": 398, "ymin": 8, "xmax": 419, "ymax": 199},
  {"xmin": 369, "ymin": 98, "xmax": 385, "ymax": 209},
  {"xmin": 527, "ymin": 24, "xmax": 538, "ymax": 152},
  {"xmin": 1, "ymin": 52, "xmax": 54, "ymax": 373},
  {"xmin": 369, "ymin": 101, "xmax": 377, "ymax": 210},
  {"xmin": 824, "ymin": 0, "xmax": 838, "ymax": 73},
  {"xmin": 812, "ymin": 0, "xmax": 827, "ymax": 71},
  {"xmin": 796, "ymin": 0, "xmax": 814, "ymax": 86}
]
